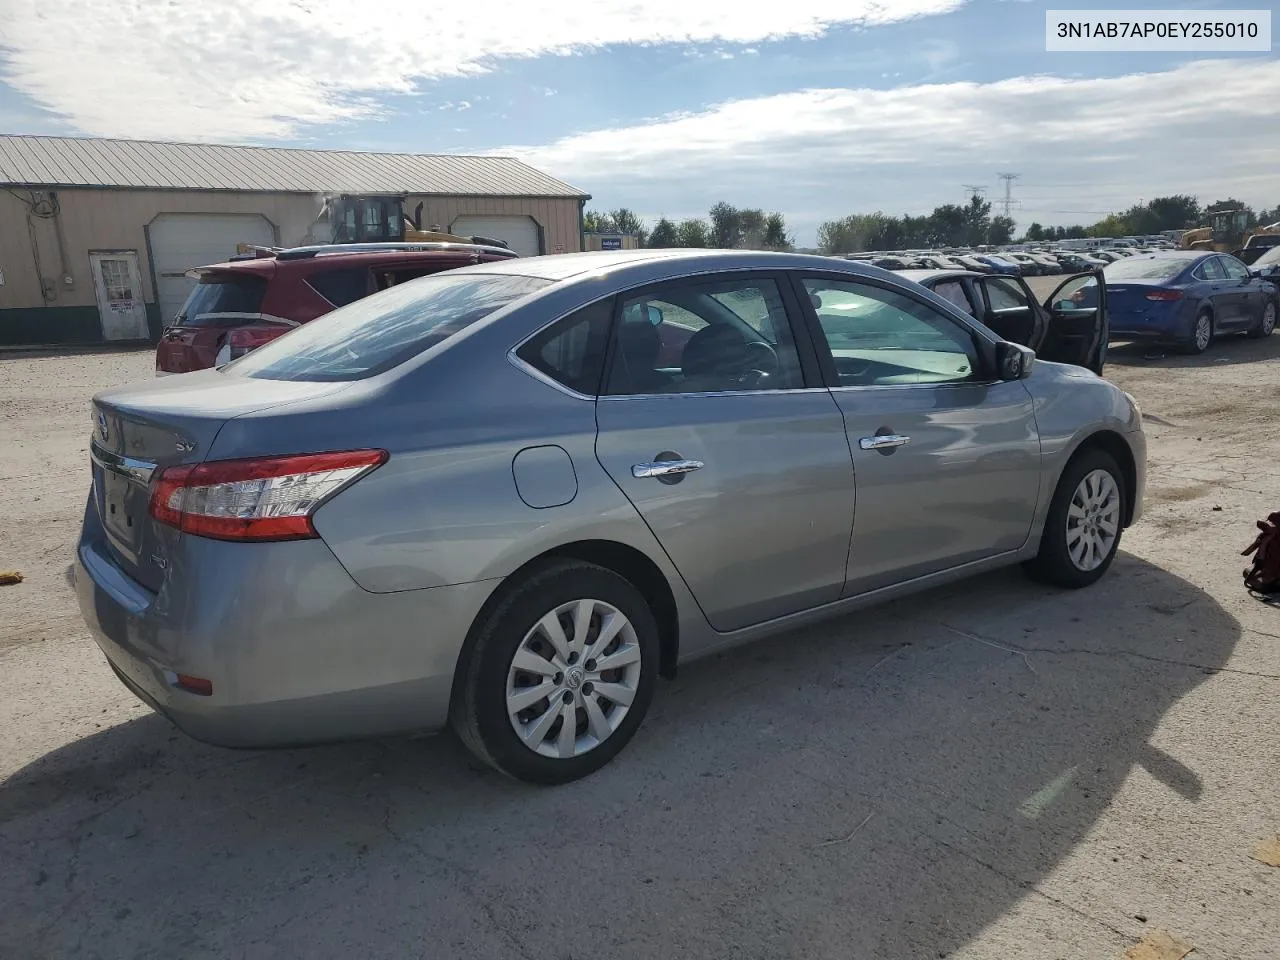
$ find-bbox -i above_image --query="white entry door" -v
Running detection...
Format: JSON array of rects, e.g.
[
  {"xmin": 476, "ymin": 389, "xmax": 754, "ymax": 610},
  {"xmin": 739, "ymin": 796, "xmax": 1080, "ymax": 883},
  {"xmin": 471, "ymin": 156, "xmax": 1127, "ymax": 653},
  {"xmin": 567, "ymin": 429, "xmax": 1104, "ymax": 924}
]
[{"xmin": 90, "ymin": 251, "xmax": 150, "ymax": 341}]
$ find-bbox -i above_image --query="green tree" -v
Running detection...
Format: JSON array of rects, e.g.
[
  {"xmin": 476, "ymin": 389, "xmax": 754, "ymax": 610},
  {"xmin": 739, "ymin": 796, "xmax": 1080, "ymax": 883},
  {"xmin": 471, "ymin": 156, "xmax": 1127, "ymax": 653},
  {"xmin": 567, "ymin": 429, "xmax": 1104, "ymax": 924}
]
[
  {"xmin": 1023, "ymin": 222, "xmax": 1045, "ymax": 242},
  {"xmin": 762, "ymin": 212, "xmax": 792, "ymax": 251},
  {"xmin": 675, "ymin": 218, "xmax": 711, "ymax": 247},
  {"xmin": 988, "ymin": 215, "xmax": 1016, "ymax": 245},
  {"xmin": 961, "ymin": 194, "xmax": 993, "ymax": 247},
  {"xmin": 609, "ymin": 208, "xmax": 648, "ymax": 245},
  {"xmin": 583, "ymin": 209, "xmax": 613, "ymax": 233},
  {"xmin": 646, "ymin": 217, "xmax": 678, "ymax": 248},
  {"xmin": 708, "ymin": 202, "xmax": 740, "ymax": 248}
]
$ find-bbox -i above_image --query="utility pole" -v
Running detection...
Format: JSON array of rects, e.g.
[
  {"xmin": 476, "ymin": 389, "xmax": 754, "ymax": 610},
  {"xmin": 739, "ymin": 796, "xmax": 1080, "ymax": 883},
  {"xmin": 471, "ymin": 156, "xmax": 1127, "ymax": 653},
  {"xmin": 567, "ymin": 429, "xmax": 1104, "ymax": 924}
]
[
  {"xmin": 963, "ymin": 184, "xmax": 986, "ymax": 202},
  {"xmin": 995, "ymin": 172, "xmax": 1021, "ymax": 219}
]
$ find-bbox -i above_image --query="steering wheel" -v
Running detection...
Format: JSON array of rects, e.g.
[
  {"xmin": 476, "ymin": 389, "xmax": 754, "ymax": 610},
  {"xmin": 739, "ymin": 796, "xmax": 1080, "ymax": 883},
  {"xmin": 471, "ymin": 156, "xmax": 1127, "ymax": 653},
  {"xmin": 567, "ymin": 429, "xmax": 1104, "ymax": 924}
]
[{"xmin": 736, "ymin": 339, "xmax": 780, "ymax": 390}]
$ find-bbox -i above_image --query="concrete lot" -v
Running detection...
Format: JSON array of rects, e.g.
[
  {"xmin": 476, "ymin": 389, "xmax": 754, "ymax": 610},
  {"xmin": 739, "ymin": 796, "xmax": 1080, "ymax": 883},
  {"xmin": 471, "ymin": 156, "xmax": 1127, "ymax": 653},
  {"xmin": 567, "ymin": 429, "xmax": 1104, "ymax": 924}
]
[{"xmin": 2, "ymin": 336, "xmax": 1278, "ymax": 960}]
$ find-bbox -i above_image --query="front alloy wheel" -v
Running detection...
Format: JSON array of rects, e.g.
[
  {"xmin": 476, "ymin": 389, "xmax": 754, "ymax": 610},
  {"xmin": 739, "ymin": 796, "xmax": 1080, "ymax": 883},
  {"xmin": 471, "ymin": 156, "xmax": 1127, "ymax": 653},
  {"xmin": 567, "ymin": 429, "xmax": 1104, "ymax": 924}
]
[
  {"xmin": 1024, "ymin": 448, "xmax": 1126, "ymax": 588},
  {"xmin": 1065, "ymin": 469, "xmax": 1121, "ymax": 572},
  {"xmin": 1249, "ymin": 301, "xmax": 1276, "ymax": 339}
]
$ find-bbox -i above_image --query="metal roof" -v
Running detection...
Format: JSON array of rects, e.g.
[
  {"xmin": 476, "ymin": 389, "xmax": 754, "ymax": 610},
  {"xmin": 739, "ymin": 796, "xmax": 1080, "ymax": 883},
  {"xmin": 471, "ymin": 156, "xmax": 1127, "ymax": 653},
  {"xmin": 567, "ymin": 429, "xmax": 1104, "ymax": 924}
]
[{"xmin": 0, "ymin": 135, "xmax": 588, "ymax": 199}]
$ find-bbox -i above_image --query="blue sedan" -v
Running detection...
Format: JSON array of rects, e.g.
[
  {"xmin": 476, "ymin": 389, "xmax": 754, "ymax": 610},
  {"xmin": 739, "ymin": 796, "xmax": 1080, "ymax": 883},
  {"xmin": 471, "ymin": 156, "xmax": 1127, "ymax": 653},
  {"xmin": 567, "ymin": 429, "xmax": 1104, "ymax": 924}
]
[{"xmin": 1104, "ymin": 251, "xmax": 1278, "ymax": 354}]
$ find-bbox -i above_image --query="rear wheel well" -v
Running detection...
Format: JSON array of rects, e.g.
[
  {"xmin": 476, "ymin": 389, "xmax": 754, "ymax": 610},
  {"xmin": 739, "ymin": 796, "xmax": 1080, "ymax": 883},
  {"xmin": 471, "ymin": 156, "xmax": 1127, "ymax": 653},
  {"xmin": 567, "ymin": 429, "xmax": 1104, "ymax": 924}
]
[
  {"xmin": 538, "ymin": 541, "xmax": 679, "ymax": 679},
  {"xmin": 1067, "ymin": 431, "xmax": 1137, "ymax": 526},
  {"xmin": 453, "ymin": 541, "xmax": 680, "ymax": 704}
]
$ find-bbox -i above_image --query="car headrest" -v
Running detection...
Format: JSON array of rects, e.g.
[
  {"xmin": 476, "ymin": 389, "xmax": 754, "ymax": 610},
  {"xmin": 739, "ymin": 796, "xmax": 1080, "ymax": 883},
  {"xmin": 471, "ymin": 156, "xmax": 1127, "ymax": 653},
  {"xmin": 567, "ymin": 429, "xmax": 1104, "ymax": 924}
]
[{"xmin": 682, "ymin": 324, "xmax": 749, "ymax": 378}]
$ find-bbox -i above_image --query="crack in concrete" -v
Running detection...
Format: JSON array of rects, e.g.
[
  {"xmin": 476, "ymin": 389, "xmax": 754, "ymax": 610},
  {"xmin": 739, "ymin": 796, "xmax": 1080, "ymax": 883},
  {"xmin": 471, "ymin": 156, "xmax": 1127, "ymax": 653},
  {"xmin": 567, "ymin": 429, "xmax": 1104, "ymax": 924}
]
[
  {"xmin": 381, "ymin": 797, "xmax": 536, "ymax": 960},
  {"xmin": 936, "ymin": 622, "xmax": 1280, "ymax": 681},
  {"xmin": 922, "ymin": 830, "xmax": 1132, "ymax": 945}
]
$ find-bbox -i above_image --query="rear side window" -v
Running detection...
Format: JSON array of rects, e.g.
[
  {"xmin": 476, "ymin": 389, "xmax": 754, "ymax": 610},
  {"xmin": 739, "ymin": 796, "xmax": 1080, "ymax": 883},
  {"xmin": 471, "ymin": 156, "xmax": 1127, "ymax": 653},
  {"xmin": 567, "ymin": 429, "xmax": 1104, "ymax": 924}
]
[
  {"xmin": 516, "ymin": 299, "xmax": 613, "ymax": 395},
  {"xmin": 229, "ymin": 273, "xmax": 551, "ymax": 381},
  {"xmin": 175, "ymin": 274, "xmax": 266, "ymax": 326},
  {"xmin": 307, "ymin": 268, "xmax": 370, "ymax": 307},
  {"xmin": 1195, "ymin": 258, "xmax": 1226, "ymax": 281}
]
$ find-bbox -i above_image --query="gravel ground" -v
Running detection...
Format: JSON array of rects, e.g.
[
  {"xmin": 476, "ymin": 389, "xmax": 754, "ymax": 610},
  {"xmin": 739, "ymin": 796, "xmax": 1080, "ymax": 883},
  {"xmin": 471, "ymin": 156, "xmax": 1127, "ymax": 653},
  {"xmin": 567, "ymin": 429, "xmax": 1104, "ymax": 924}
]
[{"xmin": 1, "ymin": 338, "xmax": 1278, "ymax": 960}]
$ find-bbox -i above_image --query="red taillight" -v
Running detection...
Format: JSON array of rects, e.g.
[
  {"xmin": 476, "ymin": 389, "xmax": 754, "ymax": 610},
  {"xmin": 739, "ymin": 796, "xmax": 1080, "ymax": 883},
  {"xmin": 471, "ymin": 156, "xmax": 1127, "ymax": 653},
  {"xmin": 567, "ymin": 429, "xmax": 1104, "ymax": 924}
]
[
  {"xmin": 228, "ymin": 327, "xmax": 285, "ymax": 359},
  {"xmin": 149, "ymin": 450, "xmax": 387, "ymax": 541},
  {"xmin": 1144, "ymin": 289, "xmax": 1183, "ymax": 301}
]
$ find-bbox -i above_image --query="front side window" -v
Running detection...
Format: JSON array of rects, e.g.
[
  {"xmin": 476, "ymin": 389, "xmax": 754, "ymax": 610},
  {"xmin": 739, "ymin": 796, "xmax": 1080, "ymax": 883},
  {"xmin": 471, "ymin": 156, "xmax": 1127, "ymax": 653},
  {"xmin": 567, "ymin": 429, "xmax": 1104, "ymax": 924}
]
[
  {"xmin": 983, "ymin": 277, "xmax": 1030, "ymax": 311},
  {"xmin": 604, "ymin": 278, "xmax": 803, "ymax": 395},
  {"xmin": 803, "ymin": 278, "xmax": 981, "ymax": 387},
  {"xmin": 1196, "ymin": 258, "xmax": 1226, "ymax": 281},
  {"xmin": 229, "ymin": 273, "xmax": 550, "ymax": 381},
  {"xmin": 1220, "ymin": 256, "xmax": 1249, "ymax": 280},
  {"xmin": 931, "ymin": 280, "xmax": 976, "ymax": 316}
]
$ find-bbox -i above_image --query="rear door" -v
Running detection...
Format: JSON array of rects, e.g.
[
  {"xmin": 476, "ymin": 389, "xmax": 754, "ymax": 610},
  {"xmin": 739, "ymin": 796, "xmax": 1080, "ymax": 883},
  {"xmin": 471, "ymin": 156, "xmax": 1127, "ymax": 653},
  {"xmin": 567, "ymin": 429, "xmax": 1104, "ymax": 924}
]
[
  {"xmin": 1039, "ymin": 270, "xmax": 1108, "ymax": 373},
  {"xmin": 593, "ymin": 272, "xmax": 856, "ymax": 632}
]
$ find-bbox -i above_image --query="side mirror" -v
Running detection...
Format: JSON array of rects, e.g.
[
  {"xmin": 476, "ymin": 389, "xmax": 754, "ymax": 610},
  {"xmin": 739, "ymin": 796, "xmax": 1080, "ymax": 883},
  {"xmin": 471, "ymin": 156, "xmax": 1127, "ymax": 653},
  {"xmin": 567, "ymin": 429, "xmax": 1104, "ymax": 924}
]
[{"xmin": 997, "ymin": 341, "xmax": 1035, "ymax": 381}]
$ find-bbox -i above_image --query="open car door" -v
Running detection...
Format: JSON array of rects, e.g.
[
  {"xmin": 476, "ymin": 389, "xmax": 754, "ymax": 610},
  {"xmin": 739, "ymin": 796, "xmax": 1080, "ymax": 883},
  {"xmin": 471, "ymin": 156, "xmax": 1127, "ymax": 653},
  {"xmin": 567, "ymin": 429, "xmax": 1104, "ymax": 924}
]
[{"xmin": 1038, "ymin": 269, "xmax": 1108, "ymax": 375}]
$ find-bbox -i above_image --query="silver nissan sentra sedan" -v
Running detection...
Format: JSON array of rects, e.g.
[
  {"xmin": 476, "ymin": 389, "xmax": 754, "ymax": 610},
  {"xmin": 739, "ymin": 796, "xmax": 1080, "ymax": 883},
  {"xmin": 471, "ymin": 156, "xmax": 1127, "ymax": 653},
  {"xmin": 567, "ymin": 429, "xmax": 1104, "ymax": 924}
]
[{"xmin": 76, "ymin": 249, "xmax": 1145, "ymax": 783}]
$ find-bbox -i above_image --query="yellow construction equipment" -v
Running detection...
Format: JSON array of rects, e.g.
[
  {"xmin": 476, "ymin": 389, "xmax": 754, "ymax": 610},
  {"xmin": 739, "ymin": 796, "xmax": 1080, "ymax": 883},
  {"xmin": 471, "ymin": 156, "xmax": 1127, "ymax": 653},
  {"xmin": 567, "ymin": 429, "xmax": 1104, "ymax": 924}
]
[{"xmin": 1179, "ymin": 209, "xmax": 1280, "ymax": 255}]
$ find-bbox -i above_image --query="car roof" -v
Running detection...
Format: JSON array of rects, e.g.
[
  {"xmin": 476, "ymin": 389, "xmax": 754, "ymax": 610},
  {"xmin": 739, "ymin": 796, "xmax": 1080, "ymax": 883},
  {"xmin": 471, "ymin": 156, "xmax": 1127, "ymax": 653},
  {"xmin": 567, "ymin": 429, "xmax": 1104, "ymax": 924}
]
[
  {"xmin": 436, "ymin": 248, "xmax": 907, "ymax": 283},
  {"xmin": 896, "ymin": 269, "xmax": 983, "ymax": 283}
]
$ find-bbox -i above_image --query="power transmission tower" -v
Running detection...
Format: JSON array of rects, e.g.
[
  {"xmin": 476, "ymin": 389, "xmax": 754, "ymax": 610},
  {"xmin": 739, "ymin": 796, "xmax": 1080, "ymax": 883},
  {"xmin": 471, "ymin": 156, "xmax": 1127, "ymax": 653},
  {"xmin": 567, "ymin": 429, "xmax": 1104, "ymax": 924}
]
[
  {"xmin": 995, "ymin": 172, "xmax": 1021, "ymax": 219},
  {"xmin": 963, "ymin": 184, "xmax": 986, "ymax": 202}
]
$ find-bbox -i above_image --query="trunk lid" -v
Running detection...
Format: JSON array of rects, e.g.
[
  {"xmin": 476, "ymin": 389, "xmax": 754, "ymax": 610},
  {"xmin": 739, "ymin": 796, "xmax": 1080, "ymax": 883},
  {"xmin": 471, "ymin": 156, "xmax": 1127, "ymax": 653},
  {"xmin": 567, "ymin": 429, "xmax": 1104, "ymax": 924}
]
[
  {"xmin": 89, "ymin": 371, "xmax": 351, "ymax": 591},
  {"xmin": 1104, "ymin": 279, "xmax": 1176, "ymax": 318}
]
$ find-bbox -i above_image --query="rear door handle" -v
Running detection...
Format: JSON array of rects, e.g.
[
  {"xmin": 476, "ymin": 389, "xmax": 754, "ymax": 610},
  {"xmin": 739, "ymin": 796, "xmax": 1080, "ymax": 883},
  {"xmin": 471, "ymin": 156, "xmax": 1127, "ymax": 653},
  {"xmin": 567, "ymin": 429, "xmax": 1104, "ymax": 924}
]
[
  {"xmin": 859, "ymin": 434, "xmax": 910, "ymax": 450},
  {"xmin": 632, "ymin": 459, "xmax": 704, "ymax": 479}
]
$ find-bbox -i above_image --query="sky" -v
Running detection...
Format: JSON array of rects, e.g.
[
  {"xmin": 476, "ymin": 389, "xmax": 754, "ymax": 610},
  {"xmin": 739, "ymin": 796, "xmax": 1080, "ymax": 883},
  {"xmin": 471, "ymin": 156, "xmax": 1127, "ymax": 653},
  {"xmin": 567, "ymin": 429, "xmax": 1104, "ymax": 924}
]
[{"xmin": 0, "ymin": 0, "xmax": 1276, "ymax": 246}]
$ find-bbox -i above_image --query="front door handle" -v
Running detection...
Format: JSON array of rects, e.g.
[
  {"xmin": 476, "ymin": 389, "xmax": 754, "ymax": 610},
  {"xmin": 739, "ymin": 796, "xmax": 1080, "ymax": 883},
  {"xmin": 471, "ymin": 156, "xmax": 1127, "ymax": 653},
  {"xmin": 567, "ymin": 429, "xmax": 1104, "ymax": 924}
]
[
  {"xmin": 859, "ymin": 434, "xmax": 910, "ymax": 451},
  {"xmin": 632, "ymin": 459, "xmax": 704, "ymax": 479}
]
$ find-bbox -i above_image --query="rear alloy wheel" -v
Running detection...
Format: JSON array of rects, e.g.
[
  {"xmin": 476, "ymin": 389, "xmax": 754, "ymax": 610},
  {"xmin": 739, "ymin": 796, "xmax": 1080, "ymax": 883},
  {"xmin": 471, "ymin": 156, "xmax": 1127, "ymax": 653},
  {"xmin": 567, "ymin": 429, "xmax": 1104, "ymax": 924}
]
[
  {"xmin": 451, "ymin": 560, "xmax": 659, "ymax": 784},
  {"xmin": 1248, "ymin": 300, "xmax": 1277, "ymax": 339},
  {"xmin": 1024, "ymin": 448, "xmax": 1125, "ymax": 588},
  {"xmin": 1183, "ymin": 308, "xmax": 1214, "ymax": 354}
]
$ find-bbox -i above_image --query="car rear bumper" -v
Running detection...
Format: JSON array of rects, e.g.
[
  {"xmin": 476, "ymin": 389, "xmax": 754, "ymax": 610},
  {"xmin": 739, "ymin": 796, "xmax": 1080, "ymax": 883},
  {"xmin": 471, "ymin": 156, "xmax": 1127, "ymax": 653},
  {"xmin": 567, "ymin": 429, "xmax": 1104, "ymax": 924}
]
[{"xmin": 74, "ymin": 505, "xmax": 499, "ymax": 748}]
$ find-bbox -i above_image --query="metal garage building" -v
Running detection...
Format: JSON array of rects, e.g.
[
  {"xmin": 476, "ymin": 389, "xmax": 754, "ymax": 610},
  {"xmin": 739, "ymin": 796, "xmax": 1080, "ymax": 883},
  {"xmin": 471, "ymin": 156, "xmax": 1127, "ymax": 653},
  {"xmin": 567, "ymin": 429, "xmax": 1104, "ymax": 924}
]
[{"xmin": 0, "ymin": 135, "xmax": 590, "ymax": 347}]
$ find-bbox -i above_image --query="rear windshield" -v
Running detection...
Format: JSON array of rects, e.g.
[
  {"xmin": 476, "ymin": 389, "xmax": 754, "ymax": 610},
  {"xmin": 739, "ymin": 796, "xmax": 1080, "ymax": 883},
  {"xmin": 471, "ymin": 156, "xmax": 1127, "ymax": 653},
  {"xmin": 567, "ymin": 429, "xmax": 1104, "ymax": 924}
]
[
  {"xmin": 227, "ymin": 272, "xmax": 551, "ymax": 381},
  {"xmin": 1103, "ymin": 257, "xmax": 1187, "ymax": 280},
  {"xmin": 174, "ymin": 274, "xmax": 267, "ymax": 326}
]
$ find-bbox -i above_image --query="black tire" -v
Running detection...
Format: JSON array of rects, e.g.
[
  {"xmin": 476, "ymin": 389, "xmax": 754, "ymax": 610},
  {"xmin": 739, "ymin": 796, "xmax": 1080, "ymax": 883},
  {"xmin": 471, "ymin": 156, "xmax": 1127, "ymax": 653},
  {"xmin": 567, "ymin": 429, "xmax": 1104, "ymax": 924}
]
[
  {"xmin": 1024, "ymin": 447, "xmax": 1126, "ymax": 589},
  {"xmin": 450, "ymin": 560, "xmax": 659, "ymax": 784},
  {"xmin": 1247, "ymin": 299, "xmax": 1277, "ymax": 339},
  {"xmin": 1181, "ymin": 308, "xmax": 1214, "ymax": 355}
]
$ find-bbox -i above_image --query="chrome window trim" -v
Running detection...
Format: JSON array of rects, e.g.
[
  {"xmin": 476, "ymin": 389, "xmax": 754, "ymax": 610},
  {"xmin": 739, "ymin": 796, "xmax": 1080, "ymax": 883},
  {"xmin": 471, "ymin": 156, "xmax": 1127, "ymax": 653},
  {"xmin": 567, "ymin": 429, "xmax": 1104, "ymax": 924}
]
[
  {"xmin": 89, "ymin": 440, "xmax": 156, "ymax": 484},
  {"xmin": 598, "ymin": 387, "xmax": 830, "ymax": 401}
]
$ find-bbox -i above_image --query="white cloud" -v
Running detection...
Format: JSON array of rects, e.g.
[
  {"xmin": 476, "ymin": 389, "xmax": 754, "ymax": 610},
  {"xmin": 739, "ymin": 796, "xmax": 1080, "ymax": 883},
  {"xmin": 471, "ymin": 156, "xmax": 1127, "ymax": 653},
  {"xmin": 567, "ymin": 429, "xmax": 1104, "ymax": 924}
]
[
  {"xmin": 509, "ymin": 59, "xmax": 1280, "ymax": 241},
  {"xmin": 0, "ymin": 0, "xmax": 962, "ymax": 140}
]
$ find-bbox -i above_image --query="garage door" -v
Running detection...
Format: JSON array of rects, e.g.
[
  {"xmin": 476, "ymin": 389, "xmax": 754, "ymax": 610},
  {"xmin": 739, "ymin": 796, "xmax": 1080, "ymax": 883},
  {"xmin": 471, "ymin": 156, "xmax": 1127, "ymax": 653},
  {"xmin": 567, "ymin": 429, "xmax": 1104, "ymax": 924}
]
[
  {"xmin": 450, "ymin": 215, "xmax": 542, "ymax": 258},
  {"xmin": 149, "ymin": 214, "xmax": 276, "ymax": 325}
]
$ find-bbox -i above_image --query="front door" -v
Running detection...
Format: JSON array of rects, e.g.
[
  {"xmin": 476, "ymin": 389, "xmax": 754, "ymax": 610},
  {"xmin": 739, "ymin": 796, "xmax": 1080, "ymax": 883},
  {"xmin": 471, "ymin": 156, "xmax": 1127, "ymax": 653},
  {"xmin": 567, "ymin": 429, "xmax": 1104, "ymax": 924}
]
[
  {"xmin": 794, "ymin": 273, "xmax": 1043, "ymax": 596},
  {"xmin": 593, "ymin": 274, "xmax": 855, "ymax": 633},
  {"xmin": 1217, "ymin": 255, "xmax": 1258, "ymax": 328},
  {"xmin": 89, "ymin": 251, "xmax": 149, "ymax": 340},
  {"xmin": 1039, "ymin": 269, "xmax": 1108, "ymax": 372}
]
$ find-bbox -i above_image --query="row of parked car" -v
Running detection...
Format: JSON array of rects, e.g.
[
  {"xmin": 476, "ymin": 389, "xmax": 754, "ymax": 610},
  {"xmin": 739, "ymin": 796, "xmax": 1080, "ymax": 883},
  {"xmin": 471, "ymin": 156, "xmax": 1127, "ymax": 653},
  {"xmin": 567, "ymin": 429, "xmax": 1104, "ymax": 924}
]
[{"xmin": 848, "ymin": 245, "xmax": 1176, "ymax": 278}]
